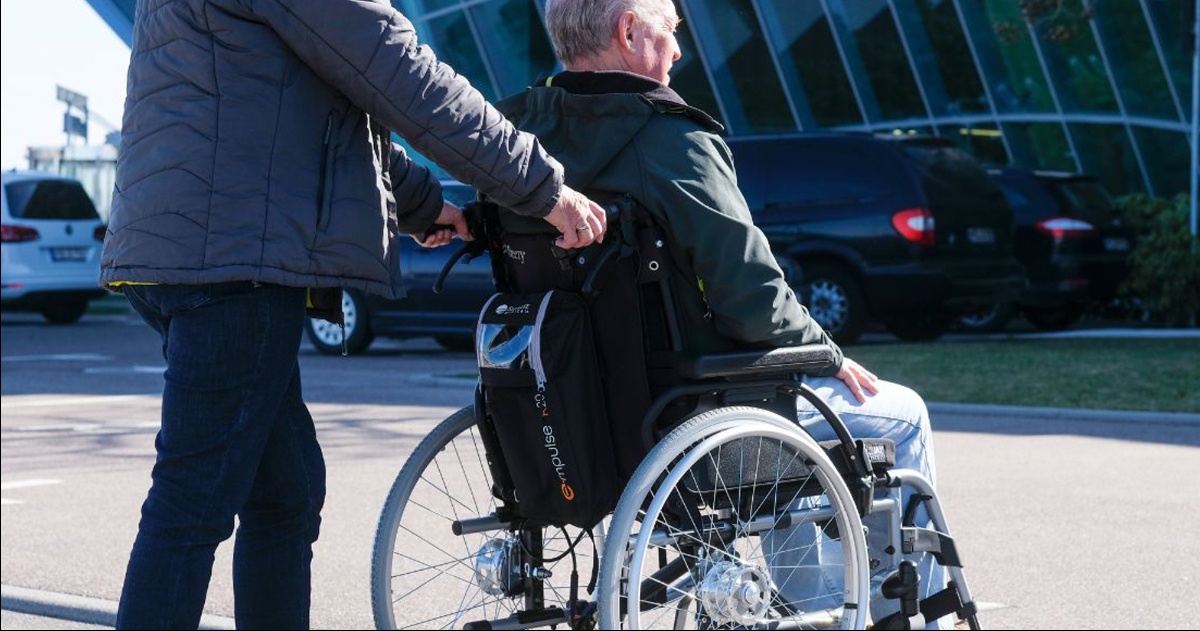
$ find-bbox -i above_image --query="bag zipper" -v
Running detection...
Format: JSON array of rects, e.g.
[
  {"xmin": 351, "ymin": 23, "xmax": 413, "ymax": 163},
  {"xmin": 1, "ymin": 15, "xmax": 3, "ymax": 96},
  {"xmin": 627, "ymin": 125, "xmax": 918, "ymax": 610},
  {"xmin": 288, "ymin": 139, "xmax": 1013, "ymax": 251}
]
[{"xmin": 529, "ymin": 292, "xmax": 554, "ymax": 388}]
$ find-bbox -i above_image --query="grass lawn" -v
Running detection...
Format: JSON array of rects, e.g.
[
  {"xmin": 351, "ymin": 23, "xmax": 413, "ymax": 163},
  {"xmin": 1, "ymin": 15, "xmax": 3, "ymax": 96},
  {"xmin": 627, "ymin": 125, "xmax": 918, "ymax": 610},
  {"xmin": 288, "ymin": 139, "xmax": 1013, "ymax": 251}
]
[{"xmin": 849, "ymin": 338, "xmax": 1200, "ymax": 413}]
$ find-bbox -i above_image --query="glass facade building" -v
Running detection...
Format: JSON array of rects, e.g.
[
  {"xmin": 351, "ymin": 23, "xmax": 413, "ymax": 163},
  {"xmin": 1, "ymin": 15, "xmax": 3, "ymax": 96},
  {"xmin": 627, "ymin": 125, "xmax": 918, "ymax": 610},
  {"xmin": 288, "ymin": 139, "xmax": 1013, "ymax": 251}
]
[{"xmin": 89, "ymin": 0, "xmax": 1196, "ymax": 197}]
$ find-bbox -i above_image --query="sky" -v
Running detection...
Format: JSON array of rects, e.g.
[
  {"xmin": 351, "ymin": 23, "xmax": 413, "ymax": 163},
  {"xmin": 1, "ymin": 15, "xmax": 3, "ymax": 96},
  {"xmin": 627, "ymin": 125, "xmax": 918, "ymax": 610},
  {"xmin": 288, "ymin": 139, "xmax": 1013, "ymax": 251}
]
[{"xmin": 0, "ymin": 0, "xmax": 131, "ymax": 171}]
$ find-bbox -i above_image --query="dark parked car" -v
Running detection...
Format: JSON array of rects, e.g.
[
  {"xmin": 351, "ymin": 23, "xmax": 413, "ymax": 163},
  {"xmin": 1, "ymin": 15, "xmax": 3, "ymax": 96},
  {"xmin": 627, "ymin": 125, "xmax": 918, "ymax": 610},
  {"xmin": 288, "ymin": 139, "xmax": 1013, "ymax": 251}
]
[
  {"xmin": 308, "ymin": 133, "xmax": 1029, "ymax": 353},
  {"xmin": 957, "ymin": 168, "xmax": 1133, "ymax": 332},
  {"xmin": 726, "ymin": 134, "xmax": 1025, "ymax": 344},
  {"xmin": 305, "ymin": 182, "xmax": 490, "ymax": 354}
]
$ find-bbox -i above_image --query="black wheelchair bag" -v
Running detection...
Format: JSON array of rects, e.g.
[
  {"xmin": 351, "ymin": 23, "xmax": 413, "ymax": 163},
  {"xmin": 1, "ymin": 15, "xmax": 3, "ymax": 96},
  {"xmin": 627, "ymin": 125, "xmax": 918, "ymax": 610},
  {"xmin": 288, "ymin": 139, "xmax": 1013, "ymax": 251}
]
[{"xmin": 476, "ymin": 290, "xmax": 618, "ymax": 529}]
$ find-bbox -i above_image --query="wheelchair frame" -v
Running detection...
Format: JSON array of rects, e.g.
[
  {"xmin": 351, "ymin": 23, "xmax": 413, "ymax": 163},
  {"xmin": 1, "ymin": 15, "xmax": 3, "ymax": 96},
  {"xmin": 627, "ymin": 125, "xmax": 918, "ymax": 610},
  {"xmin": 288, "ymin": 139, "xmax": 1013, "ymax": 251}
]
[{"xmin": 369, "ymin": 199, "xmax": 980, "ymax": 630}]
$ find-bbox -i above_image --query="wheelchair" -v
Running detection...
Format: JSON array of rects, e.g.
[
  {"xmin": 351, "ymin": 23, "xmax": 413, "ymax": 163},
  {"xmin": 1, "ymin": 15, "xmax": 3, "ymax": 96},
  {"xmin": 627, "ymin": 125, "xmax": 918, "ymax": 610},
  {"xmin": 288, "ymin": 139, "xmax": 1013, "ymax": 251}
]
[{"xmin": 369, "ymin": 198, "xmax": 980, "ymax": 630}]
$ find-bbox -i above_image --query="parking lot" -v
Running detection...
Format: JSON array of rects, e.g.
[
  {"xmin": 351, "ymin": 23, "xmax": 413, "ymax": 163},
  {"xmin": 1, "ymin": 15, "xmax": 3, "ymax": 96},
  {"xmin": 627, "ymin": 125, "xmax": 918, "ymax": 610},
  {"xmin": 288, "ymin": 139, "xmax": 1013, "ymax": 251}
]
[{"xmin": 3, "ymin": 308, "xmax": 1199, "ymax": 629}]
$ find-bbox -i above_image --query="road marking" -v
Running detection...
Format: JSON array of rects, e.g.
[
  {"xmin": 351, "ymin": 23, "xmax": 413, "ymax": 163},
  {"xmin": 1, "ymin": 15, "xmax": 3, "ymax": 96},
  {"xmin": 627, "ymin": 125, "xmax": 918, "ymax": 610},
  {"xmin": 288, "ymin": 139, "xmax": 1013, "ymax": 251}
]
[
  {"xmin": 1, "ymin": 394, "xmax": 151, "ymax": 409},
  {"xmin": 0, "ymin": 479, "xmax": 62, "ymax": 491},
  {"xmin": 83, "ymin": 365, "xmax": 165, "ymax": 375},
  {"xmin": 0, "ymin": 479, "xmax": 61, "ymax": 506},
  {"xmin": 1, "ymin": 353, "xmax": 110, "ymax": 362}
]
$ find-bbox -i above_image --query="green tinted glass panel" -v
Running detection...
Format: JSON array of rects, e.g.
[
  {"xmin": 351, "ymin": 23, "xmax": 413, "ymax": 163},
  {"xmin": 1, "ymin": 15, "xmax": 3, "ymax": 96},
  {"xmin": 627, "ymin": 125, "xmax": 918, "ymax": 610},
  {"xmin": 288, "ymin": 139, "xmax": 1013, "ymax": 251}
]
[
  {"xmin": 1090, "ymin": 0, "xmax": 1178, "ymax": 118},
  {"xmin": 839, "ymin": 0, "xmax": 926, "ymax": 120},
  {"xmin": 1024, "ymin": 0, "xmax": 1116, "ymax": 112},
  {"xmin": 669, "ymin": 20, "xmax": 725, "ymax": 128},
  {"xmin": 1069, "ymin": 124, "xmax": 1146, "ymax": 195},
  {"xmin": 1144, "ymin": 0, "xmax": 1195, "ymax": 110},
  {"xmin": 469, "ymin": 0, "xmax": 557, "ymax": 98},
  {"xmin": 1003, "ymin": 122, "xmax": 1075, "ymax": 171},
  {"xmin": 420, "ymin": 10, "xmax": 497, "ymax": 101},
  {"xmin": 396, "ymin": 0, "xmax": 462, "ymax": 14},
  {"xmin": 761, "ymin": 0, "xmax": 862, "ymax": 127},
  {"xmin": 1132, "ymin": 128, "xmax": 1190, "ymax": 196},
  {"xmin": 946, "ymin": 124, "xmax": 1008, "ymax": 166},
  {"xmin": 966, "ymin": 0, "xmax": 1055, "ymax": 112},
  {"xmin": 687, "ymin": 0, "xmax": 796, "ymax": 133},
  {"xmin": 908, "ymin": 0, "xmax": 987, "ymax": 115}
]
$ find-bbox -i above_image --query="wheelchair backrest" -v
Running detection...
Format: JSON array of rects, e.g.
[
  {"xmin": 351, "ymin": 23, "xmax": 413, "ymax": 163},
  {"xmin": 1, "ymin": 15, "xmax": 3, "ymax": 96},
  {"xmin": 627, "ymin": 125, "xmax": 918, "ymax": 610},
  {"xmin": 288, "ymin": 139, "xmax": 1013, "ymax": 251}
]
[{"xmin": 477, "ymin": 195, "xmax": 683, "ymax": 481}]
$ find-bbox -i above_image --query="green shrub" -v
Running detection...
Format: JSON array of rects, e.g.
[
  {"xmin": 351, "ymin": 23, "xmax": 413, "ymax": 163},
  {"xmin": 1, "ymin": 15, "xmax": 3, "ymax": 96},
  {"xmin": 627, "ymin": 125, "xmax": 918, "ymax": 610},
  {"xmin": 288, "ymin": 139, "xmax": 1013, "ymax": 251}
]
[{"xmin": 1117, "ymin": 194, "xmax": 1200, "ymax": 326}]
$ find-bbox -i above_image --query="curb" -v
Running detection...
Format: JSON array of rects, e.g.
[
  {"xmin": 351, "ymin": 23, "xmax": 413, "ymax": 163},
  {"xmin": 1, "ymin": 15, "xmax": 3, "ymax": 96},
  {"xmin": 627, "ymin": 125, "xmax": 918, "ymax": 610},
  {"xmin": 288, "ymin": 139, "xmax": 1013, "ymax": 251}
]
[
  {"xmin": 408, "ymin": 374, "xmax": 1200, "ymax": 426},
  {"xmin": 927, "ymin": 402, "xmax": 1200, "ymax": 426},
  {"xmin": 0, "ymin": 585, "xmax": 235, "ymax": 630}
]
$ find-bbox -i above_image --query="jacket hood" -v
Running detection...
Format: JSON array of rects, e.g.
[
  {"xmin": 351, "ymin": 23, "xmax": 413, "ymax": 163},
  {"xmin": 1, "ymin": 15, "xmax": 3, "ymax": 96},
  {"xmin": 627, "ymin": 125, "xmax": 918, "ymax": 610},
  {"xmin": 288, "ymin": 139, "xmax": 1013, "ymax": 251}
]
[{"xmin": 497, "ymin": 71, "xmax": 722, "ymax": 192}]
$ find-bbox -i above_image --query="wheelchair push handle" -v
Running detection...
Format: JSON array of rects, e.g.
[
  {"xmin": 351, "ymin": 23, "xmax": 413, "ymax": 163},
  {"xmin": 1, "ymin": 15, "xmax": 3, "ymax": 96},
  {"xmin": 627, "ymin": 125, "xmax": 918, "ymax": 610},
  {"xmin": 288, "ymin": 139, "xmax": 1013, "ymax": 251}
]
[
  {"xmin": 548, "ymin": 198, "xmax": 629, "ymax": 260},
  {"xmin": 430, "ymin": 202, "xmax": 488, "ymax": 295}
]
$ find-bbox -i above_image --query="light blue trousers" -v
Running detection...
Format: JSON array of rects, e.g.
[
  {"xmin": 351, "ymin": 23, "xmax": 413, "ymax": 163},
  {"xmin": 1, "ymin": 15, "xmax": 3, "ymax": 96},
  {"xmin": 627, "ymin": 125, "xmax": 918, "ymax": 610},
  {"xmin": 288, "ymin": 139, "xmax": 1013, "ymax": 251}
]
[{"xmin": 763, "ymin": 377, "xmax": 949, "ymax": 629}]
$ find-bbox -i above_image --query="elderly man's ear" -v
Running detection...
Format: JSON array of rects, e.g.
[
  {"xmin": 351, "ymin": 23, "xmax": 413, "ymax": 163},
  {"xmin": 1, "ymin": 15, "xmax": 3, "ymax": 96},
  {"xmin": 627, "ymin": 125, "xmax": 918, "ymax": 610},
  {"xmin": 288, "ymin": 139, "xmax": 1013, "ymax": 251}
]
[{"xmin": 616, "ymin": 12, "xmax": 637, "ymax": 48}]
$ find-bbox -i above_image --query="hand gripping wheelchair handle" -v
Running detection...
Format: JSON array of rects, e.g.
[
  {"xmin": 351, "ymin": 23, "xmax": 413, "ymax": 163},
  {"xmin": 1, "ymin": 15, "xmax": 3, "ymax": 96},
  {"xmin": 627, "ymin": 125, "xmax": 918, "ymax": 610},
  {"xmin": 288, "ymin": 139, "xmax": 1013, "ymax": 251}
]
[{"xmin": 430, "ymin": 202, "xmax": 488, "ymax": 295}]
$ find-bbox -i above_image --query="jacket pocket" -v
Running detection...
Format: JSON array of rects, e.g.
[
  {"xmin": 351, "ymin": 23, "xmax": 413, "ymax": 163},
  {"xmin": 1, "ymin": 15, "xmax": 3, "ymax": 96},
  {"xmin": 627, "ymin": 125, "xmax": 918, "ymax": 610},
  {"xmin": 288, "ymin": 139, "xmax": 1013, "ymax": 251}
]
[{"xmin": 316, "ymin": 112, "xmax": 335, "ymax": 230}]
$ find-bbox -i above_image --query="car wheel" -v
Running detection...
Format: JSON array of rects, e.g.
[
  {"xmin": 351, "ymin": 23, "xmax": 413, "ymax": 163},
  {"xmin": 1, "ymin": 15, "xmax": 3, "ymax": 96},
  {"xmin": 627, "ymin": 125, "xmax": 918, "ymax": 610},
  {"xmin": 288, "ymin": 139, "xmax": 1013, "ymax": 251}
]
[
  {"xmin": 1024, "ymin": 303, "xmax": 1084, "ymax": 332},
  {"xmin": 885, "ymin": 314, "xmax": 952, "ymax": 342},
  {"xmin": 41, "ymin": 298, "xmax": 89, "ymax": 324},
  {"xmin": 800, "ymin": 263, "xmax": 868, "ymax": 345},
  {"xmin": 956, "ymin": 301, "xmax": 1017, "ymax": 334},
  {"xmin": 305, "ymin": 289, "xmax": 374, "ymax": 355},
  {"xmin": 433, "ymin": 334, "xmax": 475, "ymax": 353}
]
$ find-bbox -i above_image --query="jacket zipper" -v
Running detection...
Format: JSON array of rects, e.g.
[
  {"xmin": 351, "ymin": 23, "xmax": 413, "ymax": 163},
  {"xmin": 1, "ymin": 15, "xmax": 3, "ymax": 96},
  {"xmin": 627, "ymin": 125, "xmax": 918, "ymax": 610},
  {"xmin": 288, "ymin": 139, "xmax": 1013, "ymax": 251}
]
[{"xmin": 316, "ymin": 113, "xmax": 334, "ymax": 222}]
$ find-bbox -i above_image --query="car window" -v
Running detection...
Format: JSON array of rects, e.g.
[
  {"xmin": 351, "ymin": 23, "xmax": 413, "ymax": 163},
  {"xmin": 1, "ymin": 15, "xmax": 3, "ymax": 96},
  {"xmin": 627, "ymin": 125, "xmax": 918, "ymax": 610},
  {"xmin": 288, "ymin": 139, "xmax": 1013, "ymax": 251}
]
[
  {"xmin": 900, "ymin": 144, "xmax": 996, "ymax": 191},
  {"xmin": 992, "ymin": 172, "xmax": 1058, "ymax": 223},
  {"xmin": 4, "ymin": 179, "xmax": 99, "ymax": 220},
  {"xmin": 760, "ymin": 140, "xmax": 895, "ymax": 207},
  {"xmin": 996, "ymin": 182, "xmax": 1029, "ymax": 210},
  {"xmin": 1042, "ymin": 177, "xmax": 1118, "ymax": 226}
]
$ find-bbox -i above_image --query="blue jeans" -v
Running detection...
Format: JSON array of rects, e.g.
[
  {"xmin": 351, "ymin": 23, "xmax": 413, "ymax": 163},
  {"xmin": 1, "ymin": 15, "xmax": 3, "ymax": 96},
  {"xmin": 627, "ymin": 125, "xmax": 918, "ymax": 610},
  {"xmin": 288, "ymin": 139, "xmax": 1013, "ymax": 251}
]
[
  {"xmin": 117, "ymin": 283, "xmax": 326, "ymax": 630},
  {"xmin": 764, "ymin": 377, "xmax": 949, "ymax": 629}
]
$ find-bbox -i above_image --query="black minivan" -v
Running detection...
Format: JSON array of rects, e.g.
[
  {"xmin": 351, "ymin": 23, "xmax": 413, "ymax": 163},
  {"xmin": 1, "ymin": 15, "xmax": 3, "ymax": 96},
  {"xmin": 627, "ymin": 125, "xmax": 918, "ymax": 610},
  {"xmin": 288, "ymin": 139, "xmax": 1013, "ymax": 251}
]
[
  {"xmin": 727, "ymin": 134, "xmax": 1025, "ymax": 344},
  {"xmin": 306, "ymin": 136, "xmax": 1026, "ymax": 353}
]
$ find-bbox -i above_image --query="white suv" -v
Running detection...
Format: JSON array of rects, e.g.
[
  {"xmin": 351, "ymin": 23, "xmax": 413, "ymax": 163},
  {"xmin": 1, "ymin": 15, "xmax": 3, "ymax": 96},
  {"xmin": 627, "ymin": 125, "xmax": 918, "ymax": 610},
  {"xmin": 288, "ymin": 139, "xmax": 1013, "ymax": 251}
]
[{"xmin": 1, "ymin": 171, "xmax": 107, "ymax": 323}]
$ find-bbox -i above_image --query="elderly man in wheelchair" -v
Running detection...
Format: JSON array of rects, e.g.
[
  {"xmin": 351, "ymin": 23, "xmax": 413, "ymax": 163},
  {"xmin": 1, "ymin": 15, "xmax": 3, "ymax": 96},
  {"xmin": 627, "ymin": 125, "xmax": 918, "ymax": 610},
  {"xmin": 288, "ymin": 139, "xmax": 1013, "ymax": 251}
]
[{"xmin": 370, "ymin": 0, "xmax": 979, "ymax": 628}]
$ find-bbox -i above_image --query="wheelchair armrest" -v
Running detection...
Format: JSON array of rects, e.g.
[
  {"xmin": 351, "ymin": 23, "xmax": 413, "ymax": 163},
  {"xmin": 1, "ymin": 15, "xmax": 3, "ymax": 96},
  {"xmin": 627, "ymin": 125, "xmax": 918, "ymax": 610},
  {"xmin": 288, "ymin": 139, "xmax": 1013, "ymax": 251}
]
[{"xmin": 678, "ymin": 344, "xmax": 838, "ymax": 380}]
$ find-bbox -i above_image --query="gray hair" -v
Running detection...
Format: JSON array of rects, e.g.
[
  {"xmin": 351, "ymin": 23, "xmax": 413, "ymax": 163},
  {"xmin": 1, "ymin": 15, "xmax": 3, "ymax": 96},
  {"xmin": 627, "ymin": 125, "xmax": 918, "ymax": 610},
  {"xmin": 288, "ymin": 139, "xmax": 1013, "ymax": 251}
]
[{"xmin": 545, "ymin": 0, "xmax": 673, "ymax": 64}]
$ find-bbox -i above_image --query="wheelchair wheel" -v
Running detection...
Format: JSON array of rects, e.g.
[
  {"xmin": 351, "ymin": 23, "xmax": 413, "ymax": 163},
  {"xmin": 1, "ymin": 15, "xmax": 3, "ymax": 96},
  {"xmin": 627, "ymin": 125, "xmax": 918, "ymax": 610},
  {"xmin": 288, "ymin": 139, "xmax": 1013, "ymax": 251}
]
[
  {"xmin": 371, "ymin": 406, "xmax": 594, "ymax": 629},
  {"xmin": 597, "ymin": 407, "xmax": 871, "ymax": 629}
]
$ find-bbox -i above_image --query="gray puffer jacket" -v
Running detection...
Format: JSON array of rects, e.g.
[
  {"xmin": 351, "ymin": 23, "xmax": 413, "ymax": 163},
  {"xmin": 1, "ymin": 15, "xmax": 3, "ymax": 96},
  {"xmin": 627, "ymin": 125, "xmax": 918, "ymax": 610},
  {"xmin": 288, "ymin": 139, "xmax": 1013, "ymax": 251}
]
[{"xmin": 100, "ymin": 0, "xmax": 565, "ymax": 298}]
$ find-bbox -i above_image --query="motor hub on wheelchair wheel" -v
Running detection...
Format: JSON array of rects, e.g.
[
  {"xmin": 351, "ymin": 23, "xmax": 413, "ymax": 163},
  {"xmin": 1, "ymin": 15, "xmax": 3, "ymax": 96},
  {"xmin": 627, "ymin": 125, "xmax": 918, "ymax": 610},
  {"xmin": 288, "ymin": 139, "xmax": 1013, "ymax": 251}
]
[
  {"xmin": 696, "ymin": 560, "xmax": 775, "ymax": 626},
  {"xmin": 473, "ymin": 537, "xmax": 521, "ymax": 597}
]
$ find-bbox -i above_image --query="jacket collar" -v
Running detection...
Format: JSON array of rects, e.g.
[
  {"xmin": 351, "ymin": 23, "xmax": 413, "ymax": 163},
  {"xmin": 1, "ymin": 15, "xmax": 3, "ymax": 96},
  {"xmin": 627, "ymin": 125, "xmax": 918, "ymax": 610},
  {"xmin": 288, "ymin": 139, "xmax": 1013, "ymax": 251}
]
[{"xmin": 542, "ymin": 70, "xmax": 723, "ymax": 133}]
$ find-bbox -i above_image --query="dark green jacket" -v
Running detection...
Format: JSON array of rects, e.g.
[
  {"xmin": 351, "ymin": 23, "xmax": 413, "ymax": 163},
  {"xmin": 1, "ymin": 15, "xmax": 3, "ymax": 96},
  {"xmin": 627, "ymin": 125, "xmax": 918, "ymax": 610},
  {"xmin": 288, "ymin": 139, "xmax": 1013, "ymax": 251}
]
[{"xmin": 497, "ymin": 72, "xmax": 842, "ymax": 375}]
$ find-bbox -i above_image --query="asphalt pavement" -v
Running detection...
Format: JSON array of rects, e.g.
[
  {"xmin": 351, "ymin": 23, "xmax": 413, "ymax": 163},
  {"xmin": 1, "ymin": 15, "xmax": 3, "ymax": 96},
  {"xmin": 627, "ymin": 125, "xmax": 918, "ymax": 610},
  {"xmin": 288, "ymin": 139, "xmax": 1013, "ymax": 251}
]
[{"xmin": 0, "ymin": 311, "xmax": 1195, "ymax": 631}]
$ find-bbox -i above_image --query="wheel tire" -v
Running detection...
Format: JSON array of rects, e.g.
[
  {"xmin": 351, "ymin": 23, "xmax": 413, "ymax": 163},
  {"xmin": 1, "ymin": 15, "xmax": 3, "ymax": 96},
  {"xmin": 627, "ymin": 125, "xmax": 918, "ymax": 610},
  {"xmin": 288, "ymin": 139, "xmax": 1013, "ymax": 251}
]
[
  {"xmin": 433, "ymin": 334, "xmax": 475, "ymax": 353},
  {"xmin": 1024, "ymin": 303, "xmax": 1084, "ymax": 331},
  {"xmin": 885, "ymin": 314, "xmax": 952, "ymax": 342},
  {"xmin": 40, "ymin": 298, "xmax": 89, "ymax": 324},
  {"xmin": 305, "ymin": 289, "xmax": 374, "ymax": 355},
  {"xmin": 799, "ymin": 263, "xmax": 868, "ymax": 345},
  {"xmin": 956, "ymin": 301, "xmax": 1017, "ymax": 333},
  {"xmin": 597, "ymin": 407, "xmax": 871, "ymax": 630},
  {"xmin": 371, "ymin": 406, "xmax": 590, "ymax": 629}
]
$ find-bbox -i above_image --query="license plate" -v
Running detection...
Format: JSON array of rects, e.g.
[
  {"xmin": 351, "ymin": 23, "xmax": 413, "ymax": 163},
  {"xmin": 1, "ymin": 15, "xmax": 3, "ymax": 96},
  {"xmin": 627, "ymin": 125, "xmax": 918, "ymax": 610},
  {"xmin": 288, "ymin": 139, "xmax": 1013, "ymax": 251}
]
[
  {"xmin": 50, "ymin": 247, "xmax": 88, "ymax": 262},
  {"xmin": 966, "ymin": 227, "xmax": 995, "ymax": 245},
  {"xmin": 1104, "ymin": 237, "xmax": 1130, "ymax": 252}
]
